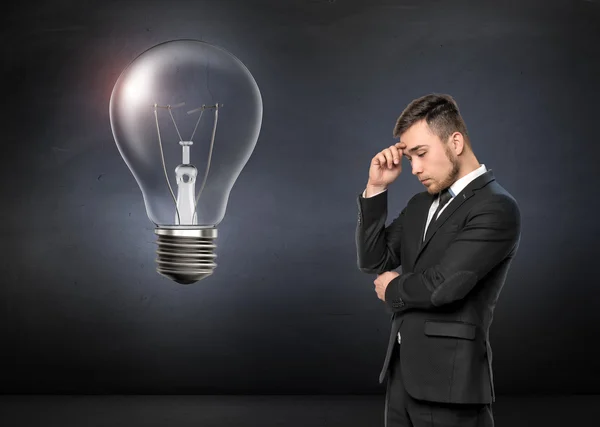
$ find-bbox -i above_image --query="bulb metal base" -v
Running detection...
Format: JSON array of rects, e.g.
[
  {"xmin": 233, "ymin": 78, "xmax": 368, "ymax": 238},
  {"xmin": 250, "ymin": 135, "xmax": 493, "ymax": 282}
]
[{"xmin": 154, "ymin": 227, "xmax": 217, "ymax": 284}]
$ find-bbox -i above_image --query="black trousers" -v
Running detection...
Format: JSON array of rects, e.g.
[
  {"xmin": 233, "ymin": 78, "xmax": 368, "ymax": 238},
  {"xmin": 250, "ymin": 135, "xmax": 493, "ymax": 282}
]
[{"xmin": 385, "ymin": 343, "xmax": 494, "ymax": 427}]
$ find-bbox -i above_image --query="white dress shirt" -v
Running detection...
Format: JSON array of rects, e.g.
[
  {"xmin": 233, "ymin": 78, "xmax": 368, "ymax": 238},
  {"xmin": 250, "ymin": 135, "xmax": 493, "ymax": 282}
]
[
  {"xmin": 421, "ymin": 164, "xmax": 487, "ymax": 240},
  {"xmin": 362, "ymin": 164, "xmax": 488, "ymax": 344}
]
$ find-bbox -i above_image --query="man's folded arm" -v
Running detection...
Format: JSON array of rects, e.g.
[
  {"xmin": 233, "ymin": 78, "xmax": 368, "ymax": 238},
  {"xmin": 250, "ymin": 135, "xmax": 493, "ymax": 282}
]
[
  {"xmin": 355, "ymin": 189, "xmax": 404, "ymax": 274},
  {"xmin": 384, "ymin": 195, "xmax": 521, "ymax": 312}
]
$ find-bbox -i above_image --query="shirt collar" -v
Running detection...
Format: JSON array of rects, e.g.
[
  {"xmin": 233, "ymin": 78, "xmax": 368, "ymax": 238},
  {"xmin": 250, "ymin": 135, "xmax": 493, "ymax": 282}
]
[{"xmin": 447, "ymin": 164, "xmax": 487, "ymax": 197}]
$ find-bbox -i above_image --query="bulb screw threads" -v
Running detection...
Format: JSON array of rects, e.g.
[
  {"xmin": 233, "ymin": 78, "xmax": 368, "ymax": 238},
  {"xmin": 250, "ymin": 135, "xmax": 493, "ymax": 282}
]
[{"xmin": 154, "ymin": 227, "xmax": 218, "ymax": 284}]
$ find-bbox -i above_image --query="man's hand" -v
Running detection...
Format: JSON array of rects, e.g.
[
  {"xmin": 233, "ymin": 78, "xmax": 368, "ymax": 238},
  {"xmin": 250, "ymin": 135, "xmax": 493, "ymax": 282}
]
[
  {"xmin": 367, "ymin": 143, "xmax": 406, "ymax": 190},
  {"xmin": 374, "ymin": 271, "xmax": 400, "ymax": 301}
]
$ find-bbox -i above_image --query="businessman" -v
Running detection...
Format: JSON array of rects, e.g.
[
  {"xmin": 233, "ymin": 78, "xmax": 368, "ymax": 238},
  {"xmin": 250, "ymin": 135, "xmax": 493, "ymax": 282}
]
[{"xmin": 355, "ymin": 94, "xmax": 521, "ymax": 426}]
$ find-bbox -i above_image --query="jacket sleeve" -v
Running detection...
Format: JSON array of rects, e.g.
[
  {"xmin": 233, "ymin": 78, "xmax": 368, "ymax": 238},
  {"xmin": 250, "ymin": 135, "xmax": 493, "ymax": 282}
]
[
  {"xmin": 355, "ymin": 190, "xmax": 405, "ymax": 274},
  {"xmin": 384, "ymin": 194, "xmax": 521, "ymax": 312}
]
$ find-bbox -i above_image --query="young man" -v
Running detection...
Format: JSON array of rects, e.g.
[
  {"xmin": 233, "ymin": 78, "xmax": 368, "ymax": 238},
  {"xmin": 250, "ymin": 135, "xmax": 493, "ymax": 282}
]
[{"xmin": 355, "ymin": 93, "xmax": 521, "ymax": 427}]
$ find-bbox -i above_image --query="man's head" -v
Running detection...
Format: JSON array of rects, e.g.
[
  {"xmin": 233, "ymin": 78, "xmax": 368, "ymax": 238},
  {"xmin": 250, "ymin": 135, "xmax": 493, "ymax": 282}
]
[{"xmin": 393, "ymin": 94, "xmax": 477, "ymax": 195}]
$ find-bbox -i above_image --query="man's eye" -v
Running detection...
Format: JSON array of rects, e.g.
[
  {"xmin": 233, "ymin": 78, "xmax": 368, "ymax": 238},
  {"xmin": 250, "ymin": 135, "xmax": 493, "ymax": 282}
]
[{"xmin": 417, "ymin": 153, "xmax": 426, "ymax": 157}]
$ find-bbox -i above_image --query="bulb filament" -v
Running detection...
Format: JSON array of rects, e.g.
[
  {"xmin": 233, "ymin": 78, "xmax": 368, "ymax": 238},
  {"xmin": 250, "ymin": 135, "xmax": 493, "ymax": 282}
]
[{"xmin": 153, "ymin": 102, "xmax": 222, "ymax": 225}]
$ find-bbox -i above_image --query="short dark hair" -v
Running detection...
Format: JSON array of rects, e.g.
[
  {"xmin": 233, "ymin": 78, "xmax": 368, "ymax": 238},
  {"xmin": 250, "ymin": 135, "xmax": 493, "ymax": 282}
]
[{"xmin": 393, "ymin": 93, "xmax": 470, "ymax": 146}]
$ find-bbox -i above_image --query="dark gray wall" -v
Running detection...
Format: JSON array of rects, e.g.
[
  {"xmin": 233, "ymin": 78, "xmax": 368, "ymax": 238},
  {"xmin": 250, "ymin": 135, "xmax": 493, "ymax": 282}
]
[{"xmin": 2, "ymin": 0, "xmax": 599, "ymax": 394}]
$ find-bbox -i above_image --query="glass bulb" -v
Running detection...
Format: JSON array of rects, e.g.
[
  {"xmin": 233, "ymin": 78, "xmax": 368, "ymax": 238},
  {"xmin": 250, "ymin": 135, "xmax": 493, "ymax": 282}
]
[{"xmin": 109, "ymin": 39, "xmax": 263, "ymax": 284}]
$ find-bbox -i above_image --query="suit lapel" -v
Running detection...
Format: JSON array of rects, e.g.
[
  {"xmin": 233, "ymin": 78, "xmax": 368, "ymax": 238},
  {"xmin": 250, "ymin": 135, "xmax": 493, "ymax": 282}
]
[
  {"xmin": 414, "ymin": 170, "xmax": 496, "ymax": 263},
  {"xmin": 417, "ymin": 193, "xmax": 435, "ymax": 251}
]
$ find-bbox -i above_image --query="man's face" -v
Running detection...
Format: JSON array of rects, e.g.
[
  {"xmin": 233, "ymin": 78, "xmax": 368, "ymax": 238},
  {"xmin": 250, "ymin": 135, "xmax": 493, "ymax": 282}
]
[{"xmin": 400, "ymin": 120, "xmax": 460, "ymax": 195}]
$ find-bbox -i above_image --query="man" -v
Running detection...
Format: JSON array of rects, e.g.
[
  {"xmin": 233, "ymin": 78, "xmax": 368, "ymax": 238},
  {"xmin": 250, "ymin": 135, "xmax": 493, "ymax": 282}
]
[{"xmin": 355, "ymin": 93, "xmax": 521, "ymax": 427}]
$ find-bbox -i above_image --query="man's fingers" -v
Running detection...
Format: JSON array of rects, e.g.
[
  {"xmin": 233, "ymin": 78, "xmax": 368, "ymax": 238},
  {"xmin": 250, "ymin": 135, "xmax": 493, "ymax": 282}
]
[
  {"xmin": 380, "ymin": 149, "xmax": 391, "ymax": 168},
  {"xmin": 395, "ymin": 142, "xmax": 406, "ymax": 155},
  {"xmin": 391, "ymin": 146, "xmax": 400, "ymax": 165},
  {"xmin": 374, "ymin": 146, "xmax": 402, "ymax": 169},
  {"xmin": 386, "ymin": 146, "xmax": 401, "ymax": 166}
]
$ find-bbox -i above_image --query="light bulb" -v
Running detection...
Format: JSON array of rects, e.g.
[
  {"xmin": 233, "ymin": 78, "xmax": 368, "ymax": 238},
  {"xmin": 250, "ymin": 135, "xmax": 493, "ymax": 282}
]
[{"xmin": 109, "ymin": 39, "xmax": 263, "ymax": 284}]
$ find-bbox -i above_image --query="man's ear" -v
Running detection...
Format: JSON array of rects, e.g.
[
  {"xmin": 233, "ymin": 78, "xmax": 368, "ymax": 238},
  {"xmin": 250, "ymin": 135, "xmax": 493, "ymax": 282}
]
[{"xmin": 450, "ymin": 132, "xmax": 465, "ymax": 156}]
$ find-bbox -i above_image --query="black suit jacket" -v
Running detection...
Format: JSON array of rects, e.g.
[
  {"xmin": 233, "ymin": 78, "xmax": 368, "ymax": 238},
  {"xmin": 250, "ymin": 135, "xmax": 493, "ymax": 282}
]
[{"xmin": 355, "ymin": 170, "xmax": 521, "ymax": 404}]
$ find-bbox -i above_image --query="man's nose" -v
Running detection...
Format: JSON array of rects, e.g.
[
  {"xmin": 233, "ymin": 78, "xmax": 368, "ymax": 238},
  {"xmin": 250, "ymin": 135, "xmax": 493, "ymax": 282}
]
[{"xmin": 412, "ymin": 163, "xmax": 422, "ymax": 175}]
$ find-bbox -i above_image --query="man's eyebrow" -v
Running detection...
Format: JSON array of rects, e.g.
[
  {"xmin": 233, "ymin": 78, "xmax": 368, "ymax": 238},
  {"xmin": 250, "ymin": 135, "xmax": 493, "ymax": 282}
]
[{"xmin": 404, "ymin": 144, "xmax": 429, "ymax": 155}]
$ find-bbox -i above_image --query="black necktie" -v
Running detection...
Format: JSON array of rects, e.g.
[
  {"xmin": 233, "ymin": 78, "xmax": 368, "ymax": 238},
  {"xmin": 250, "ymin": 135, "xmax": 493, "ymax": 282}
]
[
  {"xmin": 422, "ymin": 189, "xmax": 452, "ymax": 245},
  {"xmin": 432, "ymin": 188, "xmax": 452, "ymax": 224}
]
